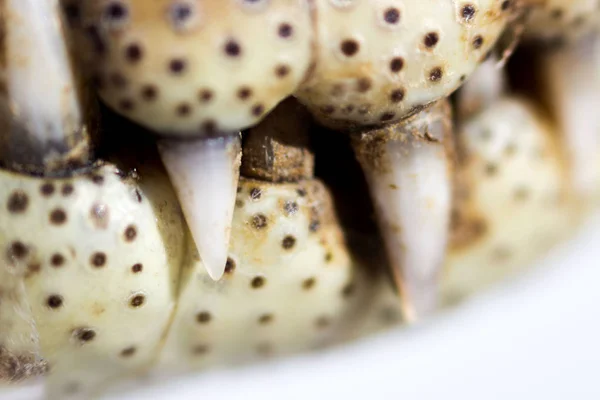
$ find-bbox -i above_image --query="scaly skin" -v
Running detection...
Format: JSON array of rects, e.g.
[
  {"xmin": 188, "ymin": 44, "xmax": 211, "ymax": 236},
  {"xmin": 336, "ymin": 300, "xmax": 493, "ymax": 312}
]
[{"xmin": 0, "ymin": 0, "xmax": 598, "ymax": 397}]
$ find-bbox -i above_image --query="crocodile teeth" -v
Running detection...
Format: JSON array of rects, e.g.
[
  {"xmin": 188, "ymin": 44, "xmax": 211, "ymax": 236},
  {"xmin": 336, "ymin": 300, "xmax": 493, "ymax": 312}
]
[
  {"xmin": 158, "ymin": 136, "xmax": 242, "ymax": 281},
  {"xmin": 536, "ymin": 35, "xmax": 600, "ymax": 198},
  {"xmin": 0, "ymin": 0, "xmax": 93, "ymax": 173},
  {"xmin": 353, "ymin": 101, "xmax": 453, "ymax": 321}
]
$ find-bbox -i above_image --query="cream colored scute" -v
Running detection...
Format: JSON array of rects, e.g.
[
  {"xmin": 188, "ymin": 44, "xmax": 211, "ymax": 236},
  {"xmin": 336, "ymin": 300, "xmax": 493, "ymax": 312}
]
[
  {"xmin": 444, "ymin": 98, "xmax": 579, "ymax": 298},
  {"xmin": 157, "ymin": 178, "xmax": 362, "ymax": 375},
  {"xmin": 296, "ymin": 0, "xmax": 512, "ymax": 128},
  {"xmin": 0, "ymin": 164, "xmax": 186, "ymax": 398},
  {"xmin": 75, "ymin": 0, "xmax": 313, "ymax": 136},
  {"xmin": 525, "ymin": 0, "xmax": 600, "ymax": 41}
]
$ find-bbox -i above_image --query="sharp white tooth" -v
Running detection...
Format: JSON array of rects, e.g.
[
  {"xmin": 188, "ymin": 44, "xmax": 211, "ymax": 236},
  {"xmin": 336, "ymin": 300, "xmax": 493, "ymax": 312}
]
[
  {"xmin": 353, "ymin": 102, "xmax": 453, "ymax": 321},
  {"xmin": 158, "ymin": 135, "xmax": 241, "ymax": 281},
  {"xmin": 0, "ymin": 0, "xmax": 92, "ymax": 171},
  {"xmin": 537, "ymin": 35, "xmax": 600, "ymax": 198}
]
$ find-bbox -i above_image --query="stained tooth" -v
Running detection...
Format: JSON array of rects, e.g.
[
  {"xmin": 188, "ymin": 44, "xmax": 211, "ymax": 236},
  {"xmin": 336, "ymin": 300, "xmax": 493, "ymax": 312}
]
[
  {"xmin": 535, "ymin": 35, "xmax": 600, "ymax": 198},
  {"xmin": 158, "ymin": 136, "xmax": 242, "ymax": 280},
  {"xmin": 353, "ymin": 101, "xmax": 453, "ymax": 321},
  {"xmin": 0, "ymin": 0, "xmax": 94, "ymax": 174}
]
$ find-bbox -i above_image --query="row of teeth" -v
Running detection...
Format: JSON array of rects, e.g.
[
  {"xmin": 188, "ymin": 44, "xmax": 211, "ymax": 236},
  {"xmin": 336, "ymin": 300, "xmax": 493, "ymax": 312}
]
[
  {"xmin": 0, "ymin": 1, "xmax": 598, "ymax": 328},
  {"xmin": 0, "ymin": 1, "xmax": 598, "ymax": 395}
]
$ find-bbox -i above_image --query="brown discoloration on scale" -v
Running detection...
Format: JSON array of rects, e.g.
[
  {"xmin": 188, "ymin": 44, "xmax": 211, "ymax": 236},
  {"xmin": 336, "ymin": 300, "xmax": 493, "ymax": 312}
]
[
  {"xmin": 352, "ymin": 101, "xmax": 450, "ymax": 175},
  {"xmin": 0, "ymin": 346, "xmax": 48, "ymax": 383},
  {"xmin": 241, "ymin": 99, "xmax": 314, "ymax": 183}
]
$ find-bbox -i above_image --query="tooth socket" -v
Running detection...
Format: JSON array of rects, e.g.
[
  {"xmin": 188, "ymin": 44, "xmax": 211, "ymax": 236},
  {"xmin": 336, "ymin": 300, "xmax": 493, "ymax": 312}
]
[{"xmin": 241, "ymin": 98, "xmax": 315, "ymax": 183}]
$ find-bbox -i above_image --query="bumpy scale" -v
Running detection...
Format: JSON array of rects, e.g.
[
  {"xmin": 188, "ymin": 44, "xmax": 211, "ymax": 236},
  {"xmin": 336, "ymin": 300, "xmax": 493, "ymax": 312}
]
[
  {"xmin": 156, "ymin": 100, "xmax": 367, "ymax": 375},
  {"xmin": 68, "ymin": 0, "xmax": 315, "ymax": 280},
  {"xmin": 0, "ymin": 162, "xmax": 186, "ymax": 399},
  {"xmin": 294, "ymin": 0, "xmax": 519, "ymax": 319}
]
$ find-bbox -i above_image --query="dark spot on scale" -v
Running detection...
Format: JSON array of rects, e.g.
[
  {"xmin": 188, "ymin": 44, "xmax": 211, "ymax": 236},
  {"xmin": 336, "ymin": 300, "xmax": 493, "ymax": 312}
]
[
  {"xmin": 7, "ymin": 191, "xmax": 29, "ymax": 213},
  {"xmin": 91, "ymin": 175, "xmax": 105, "ymax": 185},
  {"xmin": 224, "ymin": 40, "xmax": 242, "ymax": 57},
  {"xmin": 390, "ymin": 57, "xmax": 404, "ymax": 73},
  {"xmin": 198, "ymin": 89, "xmax": 214, "ymax": 103},
  {"xmin": 104, "ymin": 1, "xmax": 128, "ymax": 22},
  {"xmin": 380, "ymin": 112, "xmax": 396, "ymax": 121},
  {"xmin": 278, "ymin": 23, "xmax": 293, "ymax": 38},
  {"xmin": 342, "ymin": 283, "xmax": 355, "ymax": 298},
  {"xmin": 50, "ymin": 209, "xmax": 67, "ymax": 225},
  {"xmin": 90, "ymin": 252, "xmax": 107, "ymax": 268},
  {"xmin": 282, "ymin": 235, "xmax": 296, "ymax": 250},
  {"xmin": 62, "ymin": 183, "xmax": 74, "ymax": 196},
  {"xmin": 40, "ymin": 183, "xmax": 55, "ymax": 197},
  {"xmin": 275, "ymin": 64, "xmax": 290, "ymax": 78},
  {"xmin": 309, "ymin": 220, "xmax": 320, "ymax": 232},
  {"xmin": 73, "ymin": 328, "xmax": 96, "ymax": 342},
  {"xmin": 383, "ymin": 8, "xmax": 400, "ymax": 24},
  {"xmin": 237, "ymin": 87, "xmax": 253, "ymax": 100},
  {"xmin": 315, "ymin": 316, "xmax": 331, "ymax": 329},
  {"xmin": 251, "ymin": 104, "xmax": 265, "ymax": 117},
  {"xmin": 296, "ymin": 188, "xmax": 307, "ymax": 197},
  {"xmin": 472, "ymin": 35, "xmax": 484, "ymax": 49},
  {"xmin": 514, "ymin": 187, "xmax": 530, "ymax": 201},
  {"xmin": 250, "ymin": 187, "xmax": 262, "ymax": 200},
  {"xmin": 125, "ymin": 43, "xmax": 143, "ymax": 63},
  {"xmin": 131, "ymin": 263, "xmax": 143, "ymax": 273},
  {"xmin": 176, "ymin": 103, "xmax": 192, "ymax": 116},
  {"xmin": 340, "ymin": 39, "xmax": 359, "ymax": 57},
  {"xmin": 47, "ymin": 295, "xmax": 63, "ymax": 309},
  {"xmin": 325, "ymin": 252, "xmax": 333, "ymax": 263},
  {"xmin": 283, "ymin": 201, "xmax": 298, "ymax": 216},
  {"xmin": 235, "ymin": 199, "xmax": 244, "ymax": 208},
  {"xmin": 356, "ymin": 77, "xmax": 372, "ymax": 92},
  {"xmin": 320, "ymin": 105, "xmax": 335, "ymax": 115},
  {"xmin": 258, "ymin": 314, "xmax": 273, "ymax": 325},
  {"xmin": 429, "ymin": 67, "xmax": 443, "ymax": 82},
  {"xmin": 7, "ymin": 241, "xmax": 28, "ymax": 260},
  {"xmin": 129, "ymin": 294, "xmax": 145, "ymax": 308},
  {"xmin": 550, "ymin": 9, "xmax": 563, "ymax": 19},
  {"xmin": 51, "ymin": 253, "xmax": 65, "ymax": 267},
  {"xmin": 196, "ymin": 311, "xmax": 211, "ymax": 324},
  {"xmin": 251, "ymin": 276, "xmax": 265, "ymax": 289},
  {"xmin": 424, "ymin": 32, "xmax": 439, "ymax": 48},
  {"xmin": 124, "ymin": 225, "xmax": 137, "ymax": 242},
  {"xmin": 485, "ymin": 163, "xmax": 498, "ymax": 176},
  {"xmin": 252, "ymin": 214, "xmax": 268, "ymax": 230},
  {"xmin": 169, "ymin": 59, "xmax": 187, "ymax": 74},
  {"xmin": 461, "ymin": 4, "xmax": 476, "ymax": 22},
  {"xmin": 134, "ymin": 189, "xmax": 143, "ymax": 203},
  {"xmin": 302, "ymin": 277, "xmax": 316, "ymax": 290},
  {"xmin": 169, "ymin": 2, "xmax": 194, "ymax": 28},
  {"xmin": 390, "ymin": 88, "xmax": 405, "ymax": 103},
  {"xmin": 201, "ymin": 120, "xmax": 217, "ymax": 134},
  {"xmin": 192, "ymin": 345, "xmax": 209, "ymax": 355},
  {"xmin": 460, "ymin": 75, "xmax": 467, "ymax": 82},
  {"xmin": 141, "ymin": 85, "xmax": 158, "ymax": 101},
  {"xmin": 225, "ymin": 257, "xmax": 236, "ymax": 274},
  {"xmin": 120, "ymin": 347, "xmax": 136, "ymax": 357},
  {"xmin": 501, "ymin": 0, "xmax": 511, "ymax": 11}
]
